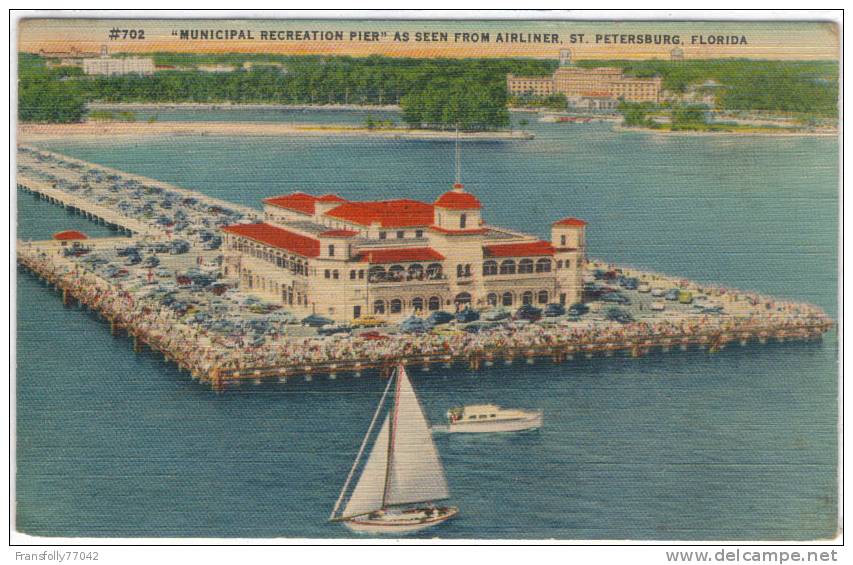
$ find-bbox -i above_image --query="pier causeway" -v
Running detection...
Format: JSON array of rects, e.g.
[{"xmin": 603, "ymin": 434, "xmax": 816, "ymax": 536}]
[{"xmin": 16, "ymin": 145, "xmax": 835, "ymax": 392}]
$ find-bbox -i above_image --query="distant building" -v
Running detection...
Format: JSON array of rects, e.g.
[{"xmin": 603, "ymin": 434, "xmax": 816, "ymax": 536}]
[
  {"xmin": 196, "ymin": 64, "xmax": 237, "ymax": 73},
  {"xmin": 559, "ymin": 48, "xmax": 572, "ymax": 67},
  {"xmin": 40, "ymin": 46, "xmax": 102, "ymax": 68},
  {"xmin": 221, "ymin": 184, "xmax": 587, "ymax": 321},
  {"xmin": 506, "ymin": 74, "xmax": 554, "ymax": 98},
  {"xmin": 82, "ymin": 57, "xmax": 155, "ymax": 76},
  {"xmin": 507, "ymin": 54, "xmax": 662, "ymax": 104}
]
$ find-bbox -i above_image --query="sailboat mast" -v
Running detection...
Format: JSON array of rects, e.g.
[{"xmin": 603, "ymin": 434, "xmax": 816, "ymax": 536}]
[
  {"xmin": 381, "ymin": 365, "xmax": 403, "ymax": 509},
  {"xmin": 329, "ymin": 375, "xmax": 394, "ymax": 521}
]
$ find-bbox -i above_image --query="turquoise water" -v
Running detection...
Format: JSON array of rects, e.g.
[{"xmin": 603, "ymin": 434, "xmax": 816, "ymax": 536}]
[{"xmin": 16, "ymin": 111, "xmax": 838, "ymax": 539}]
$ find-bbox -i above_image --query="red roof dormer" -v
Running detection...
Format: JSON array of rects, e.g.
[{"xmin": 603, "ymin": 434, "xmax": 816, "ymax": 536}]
[{"xmin": 434, "ymin": 189, "xmax": 482, "ymax": 210}]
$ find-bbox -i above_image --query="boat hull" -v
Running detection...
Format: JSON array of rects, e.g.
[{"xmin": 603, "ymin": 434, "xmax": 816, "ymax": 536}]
[
  {"xmin": 447, "ymin": 412, "xmax": 542, "ymax": 433},
  {"xmin": 343, "ymin": 508, "xmax": 458, "ymax": 535}
]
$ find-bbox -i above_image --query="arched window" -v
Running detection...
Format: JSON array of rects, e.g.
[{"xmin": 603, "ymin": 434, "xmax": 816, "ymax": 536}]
[
  {"xmin": 519, "ymin": 258, "xmax": 534, "ymax": 274},
  {"xmin": 368, "ymin": 266, "xmax": 387, "ymax": 282},
  {"xmin": 522, "ymin": 291, "xmax": 533, "ymax": 305},
  {"xmin": 388, "ymin": 264, "xmax": 405, "ymax": 281},
  {"xmin": 487, "ymin": 293, "xmax": 498, "ymax": 306},
  {"xmin": 408, "ymin": 263, "xmax": 424, "ymax": 280},
  {"xmin": 428, "ymin": 296, "xmax": 441, "ymax": 311},
  {"xmin": 536, "ymin": 258, "xmax": 552, "ymax": 273},
  {"xmin": 483, "ymin": 260, "xmax": 497, "ymax": 276},
  {"xmin": 373, "ymin": 300, "xmax": 386, "ymax": 315},
  {"xmin": 460, "ymin": 213, "xmax": 467, "ymax": 229},
  {"xmin": 538, "ymin": 290, "xmax": 549, "ymax": 304},
  {"xmin": 502, "ymin": 292, "xmax": 514, "ymax": 307},
  {"xmin": 499, "ymin": 260, "xmax": 516, "ymax": 275},
  {"xmin": 455, "ymin": 292, "xmax": 472, "ymax": 305},
  {"xmin": 390, "ymin": 299, "xmax": 403, "ymax": 314},
  {"xmin": 426, "ymin": 263, "xmax": 443, "ymax": 280},
  {"xmin": 412, "ymin": 297, "xmax": 424, "ymax": 312}
]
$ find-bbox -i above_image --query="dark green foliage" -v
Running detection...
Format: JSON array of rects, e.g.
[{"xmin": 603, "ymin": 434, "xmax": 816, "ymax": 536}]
[
  {"xmin": 18, "ymin": 53, "xmax": 86, "ymax": 123},
  {"xmin": 577, "ymin": 58, "xmax": 838, "ymax": 117}
]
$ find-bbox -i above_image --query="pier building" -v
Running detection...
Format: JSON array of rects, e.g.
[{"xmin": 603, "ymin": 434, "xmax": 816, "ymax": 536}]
[{"xmin": 221, "ymin": 183, "xmax": 587, "ymax": 321}]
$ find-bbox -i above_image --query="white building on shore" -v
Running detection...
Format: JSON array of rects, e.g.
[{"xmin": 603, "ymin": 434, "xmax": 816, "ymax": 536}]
[
  {"xmin": 221, "ymin": 183, "xmax": 586, "ymax": 321},
  {"xmin": 82, "ymin": 57, "xmax": 155, "ymax": 76}
]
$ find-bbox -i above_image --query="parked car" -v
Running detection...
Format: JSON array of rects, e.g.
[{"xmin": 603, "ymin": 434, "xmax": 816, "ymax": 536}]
[
  {"xmin": 678, "ymin": 291, "xmax": 694, "ymax": 304},
  {"xmin": 638, "ymin": 283, "xmax": 651, "ymax": 293},
  {"xmin": 514, "ymin": 304, "xmax": 542, "ymax": 322},
  {"xmin": 359, "ymin": 330, "xmax": 389, "ymax": 341},
  {"xmin": 302, "ymin": 314, "xmax": 334, "ymax": 327},
  {"xmin": 605, "ymin": 307, "xmax": 634, "ymax": 324},
  {"xmin": 399, "ymin": 316, "xmax": 429, "ymax": 334},
  {"xmin": 600, "ymin": 292, "xmax": 630, "ymax": 304},
  {"xmin": 650, "ymin": 288, "xmax": 665, "ymax": 297},
  {"xmin": 351, "ymin": 315, "xmax": 385, "ymax": 328},
  {"xmin": 664, "ymin": 289, "xmax": 681, "ymax": 301},
  {"xmin": 651, "ymin": 301, "xmax": 666, "ymax": 312},
  {"xmin": 318, "ymin": 324, "xmax": 352, "ymax": 336},
  {"xmin": 701, "ymin": 306, "xmax": 724, "ymax": 315},
  {"xmin": 568, "ymin": 302, "xmax": 590, "ymax": 316},
  {"xmin": 455, "ymin": 308, "xmax": 480, "ymax": 323},
  {"xmin": 543, "ymin": 303, "xmax": 566, "ymax": 317},
  {"xmin": 426, "ymin": 311, "xmax": 456, "ymax": 326}
]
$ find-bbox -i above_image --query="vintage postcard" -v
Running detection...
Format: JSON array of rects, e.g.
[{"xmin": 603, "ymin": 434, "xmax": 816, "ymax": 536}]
[{"xmin": 12, "ymin": 11, "xmax": 840, "ymax": 544}]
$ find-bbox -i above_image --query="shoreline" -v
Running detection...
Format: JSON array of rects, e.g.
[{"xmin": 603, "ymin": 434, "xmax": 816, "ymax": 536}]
[
  {"xmin": 19, "ymin": 121, "xmax": 534, "ymax": 141},
  {"xmin": 613, "ymin": 125, "xmax": 838, "ymax": 138},
  {"xmin": 87, "ymin": 102, "xmax": 402, "ymax": 112}
]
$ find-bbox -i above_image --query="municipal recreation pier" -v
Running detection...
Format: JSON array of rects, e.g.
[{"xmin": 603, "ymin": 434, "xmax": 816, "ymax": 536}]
[{"xmin": 16, "ymin": 145, "xmax": 834, "ymax": 392}]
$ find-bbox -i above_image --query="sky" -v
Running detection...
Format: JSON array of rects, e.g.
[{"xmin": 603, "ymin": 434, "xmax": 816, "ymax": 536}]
[{"xmin": 18, "ymin": 19, "xmax": 839, "ymax": 61}]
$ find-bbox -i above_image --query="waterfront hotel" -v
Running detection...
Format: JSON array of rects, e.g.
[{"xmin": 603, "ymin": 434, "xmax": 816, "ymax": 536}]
[{"xmin": 221, "ymin": 183, "xmax": 586, "ymax": 321}]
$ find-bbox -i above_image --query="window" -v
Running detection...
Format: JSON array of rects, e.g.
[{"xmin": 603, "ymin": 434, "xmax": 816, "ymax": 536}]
[
  {"xmin": 412, "ymin": 297, "xmax": 424, "ymax": 312},
  {"xmin": 560, "ymin": 235, "xmax": 567, "ymax": 246},
  {"xmin": 373, "ymin": 300, "xmax": 385, "ymax": 315},
  {"xmin": 426, "ymin": 263, "xmax": 443, "ymax": 280},
  {"xmin": 457, "ymin": 264, "xmax": 464, "ymax": 278},
  {"xmin": 368, "ymin": 266, "xmax": 386, "ymax": 282},
  {"xmin": 428, "ymin": 296, "xmax": 441, "ymax": 311},
  {"xmin": 328, "ymin": 244, "xmax": 335, "ymax": 257},
  {"xmin": 396, "ymin": 231, "xmax": 404, "ymax": 239},
  {"xmin": 536, "ymin": 258, "xmax": 552, "ymax": 273},
  {"xmin": 324, "ymin": 269, "xmax": 330, "ymax": 279},
  {"xmin": 460, "ymin": 213, "xmax": 467, "ymax": 229},
  {"xmin": 499, "ymin": 260, "xmax": 516, "ymax": 275},
  {"xmin": 564, "ymin": 260, "xmax": 570, "ymax": 269},
  {"xmin": 538, "ymin": 290, "xmax": 549, "ymax": 304},
  {"xmin": 415, "ymin": 230, "xmax": 423, "ymax": 238},
  {"xmin": 522, "ymin": 291, "xmax": 533, "ymax": 305},
  {"xmin": 519, "ymin": 259, "xmax": 534, "ymax": 274},
  {"xmin": 502, "ymin": 292, "xmax": 514, "ymax": 306},
  {"xmin": 408, "ymin": 264, "xmax": 424, "ymax": 280},
  {"xmin": 556, "ymin": 260, "xmax": 563, "ymax": 269},
  {"xmin": 350, "ymin": 270, "xmax": 356, "ymax": 280},
  {"xmin": 487, "ymin": 293, "xmax": 498, "ymax": 306},
  {"xmin": 483, "ymin": 260, "xmax": 498, "ymax": 276},
  {"xmin": 390, "ymin": 299, "xmax": 403, "ymax": 314},
  {"xmin": 379, "ymin": 232, "xmax": 387, "ymax": 240},
  {"xmin": 358, "ymin": 270, "xmax": 365, "ymax": 279},
  {"xmin": 333, "ymin": 270, "xmax": 339, "ymax": 280}
]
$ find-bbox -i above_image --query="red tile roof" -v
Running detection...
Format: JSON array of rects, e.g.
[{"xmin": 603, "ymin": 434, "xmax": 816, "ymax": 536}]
[
  {"xmin": 429, "ymin": 225, "xmax": 489, "ymax": 235},
  {"xmin": 222, "ymin": 223, "xmax": 320, "ymax": 258},
  {"xmin": 356, "ymin": 247, "xmax": 445, "ymax": 264},
  {"xmin": 53, "ymin": 230, "xmax": 88, "ymax": 241},
  {"xmin": 320, "ymin": 229, "xmax": 359, "ymax": 238},
  {"xmin": 553, "ymin": 217, "xmax": 588, "ymax": 227},
  {"xmin": 325, "ymin": 200, "xmax": 434, "ymax": 228},
  {"xmin": 434, "ymin": 190, "xmax": 482, "ymax": 210},
  {"xmin": 483, "ymin": 241, "xmax": 555, "ymax": 258},
  {"xmin": 263, "ymin": 192, "xmax": 347, "ymax": 215}
]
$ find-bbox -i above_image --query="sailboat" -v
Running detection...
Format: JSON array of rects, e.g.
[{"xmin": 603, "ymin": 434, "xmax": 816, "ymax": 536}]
[{"xmin": 329, "ymin": 364, "xmax": 458, "ymax": 534}]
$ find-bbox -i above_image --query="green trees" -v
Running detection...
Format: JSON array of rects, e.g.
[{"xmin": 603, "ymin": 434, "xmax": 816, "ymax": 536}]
[
  {"xmin": 18, "ymin": 54, "xmax": 86, "ymax": 123},
  {"xmin": 400, "ymin": 77, "xmax": 509, "ymax": 130},
  {"xmin": 618, "ymin": 101, "xmax": 654, "ymax": 127}
]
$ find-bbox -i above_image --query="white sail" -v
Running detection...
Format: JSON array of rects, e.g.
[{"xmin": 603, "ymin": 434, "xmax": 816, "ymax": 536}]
[
  {"xmin": 341, "ymin": 415, "xmax": 391, "ymax": 519},
  {"xmin": 385, "ymin": 366, "xmax": 450, "ymax": 507}
]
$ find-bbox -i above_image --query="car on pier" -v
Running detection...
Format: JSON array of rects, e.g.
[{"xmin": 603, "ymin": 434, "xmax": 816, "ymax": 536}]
[
  {"xmin": 600, "ymin": 292, "xmax": 630, "ymax": 305},
  {"xmin": 351, "ymin": 315, "xmax": 385, "ymax": 328},
  {"xmin": 427, "ymin": 311, "xmax": 456, "ymax": 326},
  {"xmin": 455, "ymin": 308, "xmax": 480, "ymax": 323},
  {"xmin": 514, "ymin": 304, "xmax": 542, "ymax": 322},
  {"xmin": 665, "ymin": 289, "xmax": 681, "ymax": 301},
  {"xmin": 481, "ymin": 307, "xmax": 511, "ymax": 322},
  {"xmin": 543, "ymin": 303, "xmax": 566, "ymax": 317},
  {"xmin": 605, "ymin": 307, "xmax": 634, "ymax": 324},
  {"xmin": 568, "ymin": 303, "xmax": 590, "ymax": 316},
  {"xmin": 318, "ymin": 324, "xmax": 352, "ymax": 336},
  {"xmin": 302, "ymin": 314, "xmax": 334, "ymax": 328},
  {"xmin": 399, "ymin": 316, "xmax": 430, "ymax": 334}
]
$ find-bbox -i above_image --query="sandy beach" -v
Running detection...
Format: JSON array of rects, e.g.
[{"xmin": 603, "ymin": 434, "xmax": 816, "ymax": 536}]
[
  {"xmin": 18, "ymin": 121, "xmax": 534, "ymax": 141},
  {"xmin": 87, "ymin": 101, "xmax": 403, "ymax": 112}
]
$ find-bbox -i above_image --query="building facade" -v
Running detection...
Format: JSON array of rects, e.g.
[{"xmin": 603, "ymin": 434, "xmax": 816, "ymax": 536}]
[
  {"xmin": 508, "ymin": 64, "xmax": 662, "ymax": 104},
  {"xmin": 221, "ymin": 184, "xmax": 587, "ymax": 322},
  {"xmin": 82, "ymin": 57, "xmax": 155, "ymax": 76}
]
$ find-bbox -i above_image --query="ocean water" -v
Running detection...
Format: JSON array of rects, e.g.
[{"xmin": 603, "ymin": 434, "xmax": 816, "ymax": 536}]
[{"xmin": 15, "ymin": 111, "xmax": 838, "ymax": 539}]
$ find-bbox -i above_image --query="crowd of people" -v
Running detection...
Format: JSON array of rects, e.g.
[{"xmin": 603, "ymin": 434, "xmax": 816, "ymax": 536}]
[{"xmin": 19, "ymin": 244, "xmax": 833, "ymax": 383}]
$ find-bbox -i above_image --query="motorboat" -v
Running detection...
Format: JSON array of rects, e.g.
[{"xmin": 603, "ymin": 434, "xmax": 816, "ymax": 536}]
[{"xmin": 445, "ymin": 404, "xmax": 542, "ymax": 433}]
